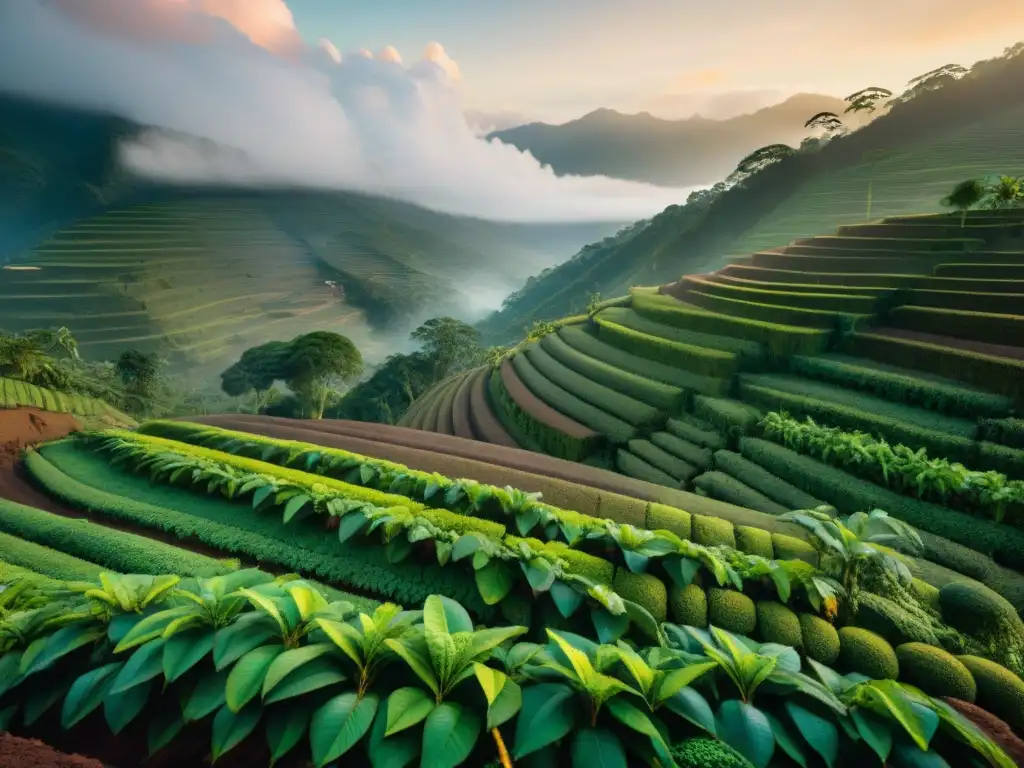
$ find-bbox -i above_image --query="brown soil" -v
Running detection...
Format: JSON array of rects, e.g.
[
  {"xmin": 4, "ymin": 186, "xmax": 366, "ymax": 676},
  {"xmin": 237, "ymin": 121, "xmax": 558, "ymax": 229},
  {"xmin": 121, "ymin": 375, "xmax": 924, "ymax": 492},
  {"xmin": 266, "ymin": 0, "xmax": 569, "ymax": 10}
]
[
  {"xmin": 499, "ymin": 359, "xmax": 597, "ymax": 439},
  {"xmin": 942, "ymin": 698, "xmax": 1024, "ymax": 766},
  {"xmin": 0, "ymin": 733, "xmax": 104, "ymax": 768},
  {"xmin": 872, "ymin": 326, "xmax": 1024, "ymax": 361},
  {"xmin": 450, "ymin": 368, "xmax": 479, "ymax": 441},
  {"xmin": 0, "ymin": 408, "xmax": 82, "ymax": 512},
  {"xmin": 467, "ymin": 367, "xmax": 517, "ymax": 448}
]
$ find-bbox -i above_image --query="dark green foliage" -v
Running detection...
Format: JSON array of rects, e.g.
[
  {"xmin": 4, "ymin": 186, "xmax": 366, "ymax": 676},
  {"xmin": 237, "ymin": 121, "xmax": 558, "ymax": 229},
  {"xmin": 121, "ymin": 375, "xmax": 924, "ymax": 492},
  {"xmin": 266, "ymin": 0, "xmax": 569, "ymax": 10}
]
[
  {"xmin": 650, "ymin": 432, "xmax": 713, "ymax": 470},
  {"xmin": 671, "ymin": 737, "xmax": 755, "ymax": 768},
  {"xmin": 939, "ymin": 582, "xmax": 1023, "ymax": 635},
  {"xmin": 594, "ymin": 313, "xmax": 740, "ymax": 379},
  {"xmin": 712, "ymin": 450, "xmax": 826, "ymax": 512},
  {"xmin": 756, "ymin": 601, "xmax": 802, "ymax": 648},
  {"xmin": 693, "ymin": 396, "xmax": 762, "ymax": 439},
  {"xmin": 615, "ymin": 448, "xmax": 677, "ymax": 487},
  {"xmin": 219, "ymin": 340, "xmax": 290, "ymax": 401},
  {"xmin": 612, "ymin": 569, "xmax": 668, "ymax": 622},
  {"xmin": 331, "ymin": 350, "xmax": 436, "ymax": 425},
  {"xmin": 602, "ymin": 304, "xmax": 766, "ymax": 362},
  {"xmin": 788, "ymin": 353, "xmax": 1014, "ymax": 419},
  {"xmin": 855, "ymin": 592, "xmax": 949, "ymax": 648},
  {"xmin": 977, "ymin": 441, "xmax": 1024, "ymax": 480},
  {"xmin": 980, "ymin": 418, "xmax": 1024, "ymax": 450},
  {"xmin": 693, "ymin": 471, "xmax": 790, "ymax": 516},
  {"xmin": 486, "ymin": 368, "xmax": 544, "ymax": 455},
  {"xmin": 669, "ymin": 584, "xmax": 708, "ymax": 627},
  {"xmin": 958, "ymin": 655, "xmax": 1024, "ymax": 732},
  {"xmin": 838, "ymin": 627, "xmax": 900, "ymax": 679},
  {"xmin": 115, "ymin": 349, "xmax": 164, "ymax": 414},
  {"xmin": 895, "ymin": 643, "xmax": 977, "ymax": 701},
  {"xmin": 799, "ymin": 613, "xmax": 841, "ymax": 664},
  {"xmin": 691, "ymin": 514, "xmax": 737, "ymax": 549},
  {"xmin": 281, "ymin": 331, "xmax": 364, "ymax": 419},
  {"xmin": 0, "ymin": 530, "xmax": 103, "ymax": 581},
  {"xmin": 707, "ymin": 588, "xmax": 756, "ymax": 635},
  {"xmin": 666, "ymin": 415, "xmax": 727, "ymax": 450},
  {"xmin": 409, "ymin": 316, "xmax": 484, "ymax": 381},
  {"xmin": 888, "ymin": 305, "xmax": 1024, "ymax": 348},
  {"xmin": 627, "ymin": 439, "xmax": 698, "ymax": 483}
]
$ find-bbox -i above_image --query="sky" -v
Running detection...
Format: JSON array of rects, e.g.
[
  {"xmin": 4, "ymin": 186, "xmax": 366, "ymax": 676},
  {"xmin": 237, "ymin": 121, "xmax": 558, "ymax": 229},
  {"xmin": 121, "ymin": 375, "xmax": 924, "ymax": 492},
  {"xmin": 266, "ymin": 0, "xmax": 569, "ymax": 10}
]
[{"xmin": 287, "ymin": 0, "xmax": 1024, "ymax": 122}]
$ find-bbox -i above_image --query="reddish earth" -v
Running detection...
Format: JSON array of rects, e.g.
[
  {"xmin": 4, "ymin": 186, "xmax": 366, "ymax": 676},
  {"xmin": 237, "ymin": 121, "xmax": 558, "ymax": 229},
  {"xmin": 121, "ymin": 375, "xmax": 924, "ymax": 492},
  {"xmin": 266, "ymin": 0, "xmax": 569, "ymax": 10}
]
[
  {"xmin": 0, "ymin": 733, "xmax": 104, "ymax": 768},
  {"xmin": 942, "ymin": 698, "xmax": 1024, "ymax": 766},
  {"xmin": 872, "ymin": 326, "xmax": 1024, "ymax": 361},
  {"xmin": 499, "ymin": 359, "xmax": 596, "ymax": 439},
  {"xmin": 0, "ymin": 408, "xmax": 81, "ymax": 512},
  {"xmin": 467, "ymin": 367, "xmax": 518, "ymax": 448},
  {"xmin": 450, "ymin": 368, "xmax": 479, "ymax": 441}
]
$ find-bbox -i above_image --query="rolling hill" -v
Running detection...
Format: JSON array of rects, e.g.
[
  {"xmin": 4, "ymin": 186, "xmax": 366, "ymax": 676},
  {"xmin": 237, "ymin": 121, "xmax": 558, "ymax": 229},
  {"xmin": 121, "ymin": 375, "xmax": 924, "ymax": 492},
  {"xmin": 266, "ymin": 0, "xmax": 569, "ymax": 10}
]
[
  {"xmin": 0, "ymin": 94, "xmax": 620, "ymax": 372},
  {"xmin": 487, "ymin": 93, "xmax": 865, "ymax": 187},
  {"xmin": 479, "ymin": 46, "xmax": 1024, "ymax": 345}
]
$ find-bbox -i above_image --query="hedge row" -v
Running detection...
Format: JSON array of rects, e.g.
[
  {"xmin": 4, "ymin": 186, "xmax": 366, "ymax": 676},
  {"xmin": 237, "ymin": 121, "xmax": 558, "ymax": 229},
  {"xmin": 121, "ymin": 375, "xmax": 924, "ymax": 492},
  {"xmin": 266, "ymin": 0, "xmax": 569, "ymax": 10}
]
[
  {"xmin": 626, "ymin": 439, "xmax": 699, "ymax": 484},
  {"xmin": 616, "ymin": 447, "xmax": 679, "ymax": 488},
  {"xmin": 692, "ymin": 395, "xmax": 762, "ymax": 438},
  {"xmin": 557, "ymin": 325, "xmax": 730, "ymax": 397},
  {"xmin": 935, "ymin": 263, "xmax": 1024, "ymax": 279},
  {"xmin": 981, "ymin": 418, "xmax": 1024, "ymax": 450},
  {"xmin": 511, "ymin": 351, "xmax": 637, "ymax": 442},
  {"xmin": 594, "ymin": 314, "xmax": 740, "ymax": 379},
  {"xmin": 486, "ymin": 368, "xmax": 544, "ymax": 454},
  {"xmin": 665, "ymin": 415, "xmax": 727, "ymax": 451},
  {"xmin": 603, "ymin": 304, "xmax": 767, "ymax": 361},
  {"xmin": 541, "ymin": 330, "xmax": 687, "ymax": 411},
  {"xmin": 0, "ymin": 528, "xmax": 103, "ymax": 582},
  {"xmin": 843, "ymin": 332, "xmax": 1024, "ymax": 404},
  {"xmin": 737, "ymin": 373, "xmax": 981, "ymax": 467},
  {"xmin": 450, "ymin": 367, "xmax": 479, "ymax": 440},
  {"xmin": 682, "ymin": 275, "xmax": 882, "ymax": 314},
  {"xmin": 0, "ymin": 494, "xmax": 230, "ymax": 578},
  {"xmin": 888, "ymin": 306, "xmax": 1024, "ymax": 348},
  {"xmin": 523, "ymin": 343, "xmax": 663, "ymax": 428},
  {"xmin": 739, "ymin": 437, "xmax": 1024, "ymax": 587},
  {"xmin": 711, "ymin": 450, "xmax": 829, "ymax": 513},
  {"xmin": 751, "ymin": 251, "xmax": 941, "ymax": 276},
  {"xmin": 720, "ymin": 264, "xmax": 922, "ymax": 289},
  {"xmin": 786, "ymin": 354, "xmax": 1014, "ymax": 420},
  {"xmin": 907, "ymin": 288, "xmax": 1024, "ymax": 316},
  {"xmin": 28, "ymin": 441, "xmax": 491, "ymax": 615},
  {"xmin": 680, "ymin": 286, "xmax": 861, "ymax": 330},
  {"xmin": 0, "ymin": 376, "xmax": 129, "ymax": 422},
  {"xmin": 649, "ymin": 431, "xmax": 713, "ymax": 471},
  {"xmin": 692, "ymin": 471, "xmax": 790, "ymax": 516}
]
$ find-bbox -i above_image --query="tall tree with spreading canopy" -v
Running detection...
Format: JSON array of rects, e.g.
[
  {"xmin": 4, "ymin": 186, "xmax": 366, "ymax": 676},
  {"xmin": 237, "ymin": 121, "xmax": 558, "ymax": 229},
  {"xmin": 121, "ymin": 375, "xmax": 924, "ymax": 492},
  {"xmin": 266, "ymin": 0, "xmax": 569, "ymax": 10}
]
[
  {"xmin": 900, "ymin": 64, "xmax": 968, "ymax": 102},
  {"xmin": 219, "ymin": 340, "xmax": 291, "ymax": 413},
  {"xmin": 804, "ymin": 111, "xmax": 845, "ymax": 137},
  {"xmin": 733, "ymin": 144, "xmax": 795, "ymax": 177},
  {"xmin": 410, "ymin": 316, "xmax": 484, "ymax": 381},
  {"xmin": 281, "ymin": 331, "xmax": 364, "ymax": 419},
  {"xmin": 941, "ymin": 178, "xmax": 987, "ymax": 227},
  {"xmin": 843, "ymin": 87, "xmax": 892, "ymax": 115},
  {"xmin": 116, "ymin": 349, "xmax": 164, "ymax": 414}
]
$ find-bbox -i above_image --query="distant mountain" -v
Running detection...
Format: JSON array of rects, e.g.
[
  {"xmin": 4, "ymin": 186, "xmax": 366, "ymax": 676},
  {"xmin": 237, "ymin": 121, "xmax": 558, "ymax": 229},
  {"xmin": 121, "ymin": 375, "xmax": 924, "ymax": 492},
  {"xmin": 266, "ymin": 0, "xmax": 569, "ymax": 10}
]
[
  {"xmin": 487, "ymin": 94, "xmax": 867, "ymax": 186},
  {"xmin": 464, "ymin": 110, "xmax": 530, "ymax": 135}
]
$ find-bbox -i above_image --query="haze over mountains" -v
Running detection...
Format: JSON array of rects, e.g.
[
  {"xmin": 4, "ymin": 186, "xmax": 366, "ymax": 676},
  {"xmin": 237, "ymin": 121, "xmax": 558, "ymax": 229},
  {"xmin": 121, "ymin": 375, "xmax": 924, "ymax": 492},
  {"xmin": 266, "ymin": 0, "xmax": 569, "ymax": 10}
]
[{"xmin": 488, "ymin": 94, "xmax": 871, "ymax": 187}]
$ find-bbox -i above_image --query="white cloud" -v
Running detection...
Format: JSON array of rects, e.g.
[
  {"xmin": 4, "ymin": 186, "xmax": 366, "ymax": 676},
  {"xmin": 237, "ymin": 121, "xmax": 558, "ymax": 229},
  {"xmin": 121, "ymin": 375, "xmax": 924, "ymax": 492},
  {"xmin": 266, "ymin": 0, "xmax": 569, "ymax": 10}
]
[
  {"xmin": 377, "ymin": 45, "xmax": 403, "ymax": 64},
  {"xmin": 317, "ymin": 38, "xmax": 341, "ymax": 64},
  {"xmin": 0, "ymin": 0, "xmax": 697, "ymax": 222}
]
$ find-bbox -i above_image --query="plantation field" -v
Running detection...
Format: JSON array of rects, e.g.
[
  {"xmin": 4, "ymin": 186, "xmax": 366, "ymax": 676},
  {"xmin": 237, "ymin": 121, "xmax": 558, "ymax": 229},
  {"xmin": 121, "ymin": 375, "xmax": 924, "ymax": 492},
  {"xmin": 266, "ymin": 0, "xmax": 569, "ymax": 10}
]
[{"xmin": 2, "ymin": 408, "xmax": 1024, "ymax": 765}]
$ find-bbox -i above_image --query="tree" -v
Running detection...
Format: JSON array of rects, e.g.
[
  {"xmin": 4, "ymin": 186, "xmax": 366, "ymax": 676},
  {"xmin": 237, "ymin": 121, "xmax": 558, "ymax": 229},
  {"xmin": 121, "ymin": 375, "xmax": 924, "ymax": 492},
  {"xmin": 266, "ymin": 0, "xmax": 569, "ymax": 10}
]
[
  {"xmin": 900, "ymin": 64, "xmax": 967, "ymax": 102},
  {"xmin": 116, "ymin": 349, "xmax": 164, "ymax": 414},
  {"xmin": 733, "ymin": 143, "xmax": 795, "ymax": 177},
  {"xmin": 941, "ymin": 178, "xmax": 987, "ymax": 226},
  {"xmin": 281, "ymin": 331, "xmax": 363, "ymax": 419},
  {"xmin": 410, "ymin": 317, "xmax": 483, "ymax": 381},
  {"xmin": 984, "ymin": 175, "xmax": 1024, "ymax": 210},
  {"xmin": 843, "ymin": 87, "xmax": 892, "ymax": 115},
  {"xmin": 1005, "ymin": 42, "xmax": 1024, "ymax": 59},
  {"xmin": 219, "ymin": 340, "xmax": 291, "ymax": 413},
  {"xmin": 860, "ymin": 148, "xmax": 898, "ymax": 221},
  {"xmin": 804, "ymin": 111, "xmax": 845, "ymax": 137}
]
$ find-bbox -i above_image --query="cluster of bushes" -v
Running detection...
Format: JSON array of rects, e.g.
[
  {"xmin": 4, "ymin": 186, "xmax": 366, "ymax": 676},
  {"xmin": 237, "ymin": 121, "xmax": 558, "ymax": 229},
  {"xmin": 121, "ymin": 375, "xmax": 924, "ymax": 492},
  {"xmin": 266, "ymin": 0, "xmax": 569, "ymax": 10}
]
[{"xmin": 0, "ymin": 569, "xmax": 1017, "ymax": 768}]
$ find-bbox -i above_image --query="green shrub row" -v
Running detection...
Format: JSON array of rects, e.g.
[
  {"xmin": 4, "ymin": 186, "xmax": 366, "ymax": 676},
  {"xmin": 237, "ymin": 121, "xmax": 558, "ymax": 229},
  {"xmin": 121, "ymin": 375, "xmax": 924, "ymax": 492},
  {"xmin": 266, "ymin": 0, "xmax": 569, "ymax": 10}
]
[
  {"xmin": 980, "ymin": 418, "xmax": 1024, "ymax": 450},
  {"xmin": 626, "ymin": 439, "xmax": 699, "ymax": 484},
  {"xmin": 558, "ymin": 325, "xmax": 731, "ymax": 397},
  {"xmin": 649, "ymin": 431, "xmax": 713, "ymax": 471},
  {"xmin": 682, "ymin": 275, "xmax": 881, "ymax": 314},
  {"xmin": 630, "ymin": 290, "xmax": 835, "ymax": 357},
  {"xmin": 692, "ymin": 396, "xmax": 762, "ymax": 439},
  {"xmin": 711, "ymin": 450, "xmax": 829, "ymax": 513},
  {"xmin": 541, "ymin": 330, "xmax": 687, "ymax": 411},
  {"xmin": 524, "ymin": 343, "xmax": 662, "ymax": 428},
  {"xmin": 594, "ymin": 314, "xmax": 740, "ymax": 379},
  {"xmin": 28, "ymin": 441, "xmax": 492, "ymax": 615},
  {"xmin": 602, "ymin": 304, "xmax": 766, "ymax": 361},
  {"xmin": 681, "ymin": 287, "xmax": 863, "ymax": 330},
  {"xmin": 0, "ymin": 495, "xmax": 230, "ymax": 578},
  {"xmin": 843, "ymin": 332, "xmax": 1024, "ymax": 404},
  {"xmin": 722, "ymin": 264, "xmax": 921, "ymax": 288},
  {"xmin": 0, "ymin": 529, "xmax": 104, "ymax": 582},
  {"xmin": 485, "ymin": 367, "xmax": 545, "ymax": 455},
  {"xmin": 739, "ymin": 437, "xmax": 1024, "ymax": 579},
  {"xmin": 908, "ymin": 288, "xmax": 1024, "ymax": 316},
  {"xmin": 752, "ymin": 251, "xmax": 941, "ymax": 275},
  {"xmin": 935, "ymin": 263, "xmax": 1024, "ymax": 279},
  {"xmin": 692, "ymin": 472, "xmax": 789, "ymax": 516},
  {"xmin": 666, "ymin": 415, "xmax": 727, "ymax": 451},
  {"xmin": 888, "ymin": 305, "xmax": 1024, "ymax": 348},
  {"xmin": 786, "ymin": 354, "xmax": 1014, "ymax": 420},
  {"xmin": 737, "ymin": 374, "xmax": 982, "ymax": 467},
  {"xmin": 616, "ymin": 447, "xmax": 678, "ymax": 488},
  {"xmin": 511, "ymin": 352, "xmax": 636, "ymax": 442}
]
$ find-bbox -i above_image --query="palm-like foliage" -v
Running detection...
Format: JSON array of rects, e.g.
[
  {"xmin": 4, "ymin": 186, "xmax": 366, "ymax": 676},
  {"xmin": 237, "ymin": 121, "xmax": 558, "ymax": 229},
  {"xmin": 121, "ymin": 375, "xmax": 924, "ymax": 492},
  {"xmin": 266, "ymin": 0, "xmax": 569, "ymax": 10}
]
[
  {"xmin": 844, "ymin": 87, "xmax": 893, "ymax": 114},
  {"xmin": 734, "ymin": 144, "xmax": 795, "ymax": 176},
  {"xmin": 942, "ymin": 178, "xmax": 987, "ymax": 226},
  {"xmin": 984, "ymin": 175, "xmax": 1023, "ymax": 210}
]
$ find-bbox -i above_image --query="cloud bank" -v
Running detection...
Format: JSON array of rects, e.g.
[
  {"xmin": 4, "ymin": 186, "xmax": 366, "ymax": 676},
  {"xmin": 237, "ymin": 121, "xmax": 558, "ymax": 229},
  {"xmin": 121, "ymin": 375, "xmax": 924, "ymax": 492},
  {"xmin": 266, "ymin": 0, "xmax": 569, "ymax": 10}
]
[{"xmin": 0, "ymin": 0, "xmax": 697, "ymax": 222}]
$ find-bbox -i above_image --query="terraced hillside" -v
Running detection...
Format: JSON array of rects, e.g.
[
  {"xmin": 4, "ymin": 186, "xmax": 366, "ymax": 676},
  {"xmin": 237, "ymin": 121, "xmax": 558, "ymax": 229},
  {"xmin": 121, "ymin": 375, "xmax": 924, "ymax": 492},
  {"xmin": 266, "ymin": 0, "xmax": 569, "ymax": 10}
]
[
  {"xmin": 405, "ymin": 211, "xmax": 1024, "ymax": 599},
  {"xmin": 1, "ymin": 410, "xmax": 1024, "ymax": 765}
]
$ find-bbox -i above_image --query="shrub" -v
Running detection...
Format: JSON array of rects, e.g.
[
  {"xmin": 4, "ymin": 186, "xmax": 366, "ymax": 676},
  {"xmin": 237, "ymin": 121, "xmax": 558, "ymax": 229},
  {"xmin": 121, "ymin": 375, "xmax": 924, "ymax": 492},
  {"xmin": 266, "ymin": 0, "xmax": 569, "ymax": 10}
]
[
  {"xmin": 0, "ymin": 531, "xmax": 103, "ymax": 582},
  {"xmin": 980, "ymin": 418, "xmax": 1024, "ymax": 450},
  {"xmin": 693, "ymin": 396, "xmax": 762, "ymax": 438},
  {"xmin": 644, "ymin": 502, "xmax": 691, "ymax": 539},
  {"xmin": 671, "ymin": 737, "xmax": 755, "ymax": 768},
  {"xmin": 693, "ymin": 471, "xmax": 790, "ymax": 516},
  {"xmin": 910, "ymin": 578, "xmax": 941, "ymax": 611},
  {"xmin": 628, "ymin": 439, "xmax": 698, "ymax": 483},
  {"xmin": 650, "ymin": 432, "xmax": 713, "ymax": 470},
  {"xmin": 707, "ymin": 588, "xmax": 756, "ymax": 635},
  {"xmin": 594, "ymin": 313, "xmax": 739, "ymax": 378},
  {"xmin": 712, "ymin": 450, "xmax": 827, "ymax": 513},
  {"xmin": 896, "ymin": 643, "xmax": 977, "ymax": 701},
  {"xmin": 799, "ymin": 613, "xmax": 841, "ymax": 664},
  {"xmin": 616, "ymin": 448, "xmax": 678, "ymax": 487},
  {"xmin": 692, "ymin": 514, "xmax": 737, "ymax": 549},
  {"xmin": 958, "ymin": 655, "xmax": 1024, "ymax": 732},
  {"xmin": 888, "ymin": 306, "xmax": 1024, "ymax": 348},
  {"xmin": 756, "ymin": 601, "xmax": 803, "ymax": 648},
  {"xmin": 604, "ymin": 304, "xmax": 766, "ymax": 361},
  {"xmin": 666, "ymin": 415, "xmax": 727, "ymax": 450},
  {"xmin": 670, "ymin": 584, "xmax": 708, "ymax": 627},
  {"xmin": 838, "ymin": 626, "xmax": 900, "ymax": 679},
  {"xmin": 771, "ymin": 533, "xmax": 818, "ymax": 565},
  {"xmin": 939, "ymin": 582, "xmax": 1023, "ymax": 635},
  {"xmin": 613, "ymin": 569, "xmax": 668, "ymax": 623},
  {"xmin": 735, "ymin": 525, "xmax": 774, "ymax": 559}
]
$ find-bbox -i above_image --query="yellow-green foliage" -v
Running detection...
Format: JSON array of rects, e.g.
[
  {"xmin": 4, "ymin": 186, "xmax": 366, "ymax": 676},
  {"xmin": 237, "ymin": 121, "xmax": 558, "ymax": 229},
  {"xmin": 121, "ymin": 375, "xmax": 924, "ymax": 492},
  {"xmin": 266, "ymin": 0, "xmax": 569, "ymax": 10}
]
[
  {"xmin": 838, "ymin": 627, "xmax": 899, "ymax": 680},
  {"xmin": 799, "ymin": 613, "xmax": 841, "ymax": 664},
  {"xmin": 736, "ymin": 525, "xmax": 774, "ymax": 559},
  {"xmin": 940, "ymin": 581, "xmax": 1023, "ymax": 634},
  {"xmin": 707, "ymin": 588, "xmax": 756, "ymax": 635},
  {"xmin": 670, "ymin": 584, "xmax": 708, "ymax": 627},
  {"xmin": 420, "ymin": 507, "xmax": 507, "ymax": 539},
  {"xmin": 756, "ymin": 601, "xmax": 802, "ymax": 648},
  {"xmin": 895, "ymin": 643, "xmax": 977, "ymax": 702},
  {"xmin": 597, "ymin": 492, "xmax": 648, "ymax": 527},
  {"xmin": 646, "ymin": 502, "xmax": 691, "ymax": 539},
  {"xmin": 613, "ymin": 569, "xmax": 668, "ymax": 622},
  {"xmin": 692, "ymin": 514, "xmax": 736, "ymax": 548},
  {"xmin": 544, "ymin": 542, "xmax": 615, "ymax": 584},
  {"xmin": 771, "ymin": 533, "xmax": 818, "ymax": 566},
  {"xmin": 910, "ymin": 578, "xmax": 941, "ymax": 612},
  {"xmin": 958, "ymin": 655, "xmax": 1024, "ymax": 732}
]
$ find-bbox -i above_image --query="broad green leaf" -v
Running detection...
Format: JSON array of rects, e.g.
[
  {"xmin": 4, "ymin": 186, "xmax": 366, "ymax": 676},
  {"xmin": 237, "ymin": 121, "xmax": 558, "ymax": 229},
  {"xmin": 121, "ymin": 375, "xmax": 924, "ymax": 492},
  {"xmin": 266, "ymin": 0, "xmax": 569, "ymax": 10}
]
[
  {"xmin": 367, "ymin": 699, "xmax": 419, "ymax": 768},
  {"xmin": 716, "ymin": 700, "xmax": 775, "ymax": 768},
  {"xmin": 23, "ymin": 681, "xmax": 69, "ymax": 726},
  {"xmin": 213, "ymin": 614, "xmax": 276, "ymax": 670},
  {"xmin": 591, "ymin": 606, "xmax": 629, "ymax": 644},
  {"xmin": 0, "ymin": 652, "xmax": 23, "ymax": 698},
  {"xmin": 663, "ymin": 557, "xmax": 702, "ymax": 588},
  {"xmin": 163, "ymin": 628, "xmax": 215, "ymax": 683},
  {"xmin": 765, "ymin": 711, "xmax": 808, "ymax": 767},
  {"xmin": 109, "ymin": 638, "xmax": 167, "ymax": 694},
  {"xmin": 310, "ymin": 691, "xmax": 379, "ymax": 767},
  {"xmin": 571, "ymin": 728, "xmax": 627, "ymax": 768},
  {"xmin": 385, "ymin": 687, "xmax": 435, "ymax": 737},
  {"xmin": 852, "ymin": 708, "xmax": 893, "ymax": 763},
  {"xmin": 861, "ymin": 680, "xmax": 935, "ymax": 751},
  {"xmin": 435, "ymin": 540, "xmax": 453, "ymax": 566},
  {"xmin": 605, "ymin": 697, "xmax": 673, "ymax": 764},
  {"xmin": 227, "ymin": 643, "xmax": 284, "ymax": 712},
  {"xmin": 513, "ymin": 682, "xmax": 577, "ymax": 758},
  {"xmin": 264, "ymin": 656, "xmax": 347, "ymax": 704},
  {"xmin": 523, "ymin": 558, "xmax": 556, "ymax": 592},
  {"xmin": 890, "ymin": 740, "xmax": 951, "ymax": 768},
  {"xmin": 469, "ymin": 626, "xmax": 528, "ymax": 658},
  {"xmin": 787, "ymin": 701, "xmax": 838, "ymax": 768},
  {"xmin": 60, "ymin": 662, "xmax": 122, "ymax": 729},
  {"xmin": 25, "ymin": 625, "xmax": 106, "ymax": 675},
  {"xmin": 451, "ymin": 533, "xmax": 485, "ymax": 561},
  {"xmin": 184, "ymin": 668, "xmax": 230, "ymax": 721},
  {"xmin": 147, "ymin": 705, "xmax": 185, "ymax": 757},
  {"xmin": 385, "ymin": 637, "xmax": 440, "ymax": 695},
  {"xmin": 252, "ymin": 484, "xmax": 275, "ymax": 509},
  {"xmin": 338, "ymin": 511, "xmax": 369, "ymax": 543},
  {"xmin": 316, "ymin": 617, "xmax": 364, "ymax": 667},
  {"xmin": 285, "ymin": 584, "xmax": 328, "ymax": 622},
  {"xmin": 266, "ymin": 706, "xmax": 309, "ymax": 766},
  {"xmin": 475, "ymin": 560, "xmax": 514, "ymax": 605},
  {"xmin": 105, "ymin": 678, "xmax": 153, "ymax": 734},
  {"xmin": 262, "ymin": 643, "xmax": 334, "ymax": 698},
  {"xmin": 550, "ymin": 580, "xmax": 584, "ymax": 618},
  {"xmin": 211, "ymin": 701, "xmax": 262, "ymax": 761},
  {"xmin": 437, "ymin": 595, "xmax": 474, "ymax": 634},
  {"xmin": 663, "ymin": 688, "xmax": 716, "ymax": 735},
  {"xmin": 487, "ymin": 677, "xmax": 522, "ymax": 730},
  {"xmin": 614, "ymin": 641, "xmax": 656, "ymax": 693},
  {"xmin": 473, "ymin": 663, "xmax": 508, "ymax": 705},
  {"xmin": 547, "ymin": 630, "xmax": 597, "ymax": 683},
  {"xmin": 421, "ymin": 701, "xmax": 482, "ymax": 768},
  {"xmin": 657, "ymin": 661, "xmax": 719, "ymax": 701}
]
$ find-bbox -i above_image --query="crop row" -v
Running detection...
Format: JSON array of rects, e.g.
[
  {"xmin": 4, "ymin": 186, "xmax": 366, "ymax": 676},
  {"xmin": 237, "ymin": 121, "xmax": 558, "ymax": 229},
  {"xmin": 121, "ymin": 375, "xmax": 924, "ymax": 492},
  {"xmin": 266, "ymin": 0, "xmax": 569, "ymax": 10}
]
[
  {"xmin": 0, "ymin": 376, "xmax": 126, "ymax": 421},
  {"xmin": 888, "ymin": 305, "xmax": 1024, "ymax": 348},
  {"xmin": 0, "ymin": 571, "xmax": 1015, "ymax": 768}
]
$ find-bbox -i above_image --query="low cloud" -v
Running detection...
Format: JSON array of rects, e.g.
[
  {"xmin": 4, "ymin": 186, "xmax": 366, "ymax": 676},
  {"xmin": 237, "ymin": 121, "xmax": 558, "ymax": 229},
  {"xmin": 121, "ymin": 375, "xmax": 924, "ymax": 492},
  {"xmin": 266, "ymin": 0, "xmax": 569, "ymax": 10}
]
[{"xmin": 0, "ymin": 0, "xmax": 695, "ymax": 222}]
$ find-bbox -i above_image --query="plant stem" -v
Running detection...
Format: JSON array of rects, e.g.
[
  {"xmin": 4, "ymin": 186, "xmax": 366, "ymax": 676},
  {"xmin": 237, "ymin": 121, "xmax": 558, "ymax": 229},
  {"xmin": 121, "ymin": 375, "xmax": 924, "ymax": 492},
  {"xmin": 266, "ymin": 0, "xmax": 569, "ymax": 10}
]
[{"xmin": 492, "ymin": 727, "xmax": 514, "ymax": 768}]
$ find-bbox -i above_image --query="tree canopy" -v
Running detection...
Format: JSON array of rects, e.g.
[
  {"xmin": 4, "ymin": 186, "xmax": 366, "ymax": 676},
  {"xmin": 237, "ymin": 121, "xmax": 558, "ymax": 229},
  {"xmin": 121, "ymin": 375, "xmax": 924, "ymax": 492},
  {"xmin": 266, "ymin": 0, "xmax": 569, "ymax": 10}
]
[{"xmin": 410, "ymin": 316, "xmax": 483, "ymax": 380}]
